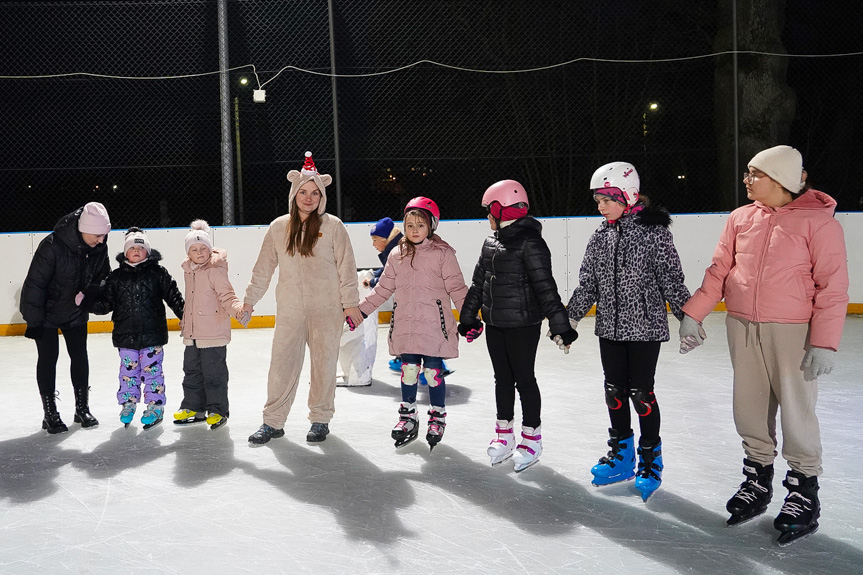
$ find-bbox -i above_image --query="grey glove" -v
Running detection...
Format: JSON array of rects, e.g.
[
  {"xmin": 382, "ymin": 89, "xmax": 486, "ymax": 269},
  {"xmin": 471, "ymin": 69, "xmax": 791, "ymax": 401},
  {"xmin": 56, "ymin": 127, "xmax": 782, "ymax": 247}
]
[
  {"xmin": 679, "ymin": 315, "xmax": 707, "ymax": 354},
  {"xmin": 801, "ymin": 347, "xmax": 835, "ymax": 381}
]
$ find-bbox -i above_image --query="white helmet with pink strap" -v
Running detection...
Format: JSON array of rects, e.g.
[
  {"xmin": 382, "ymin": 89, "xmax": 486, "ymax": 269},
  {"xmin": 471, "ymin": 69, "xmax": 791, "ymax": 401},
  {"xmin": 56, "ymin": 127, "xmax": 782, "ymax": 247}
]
[{"xmin": 590, "ymin": 162, "xmax": 640, "ymax": 207}]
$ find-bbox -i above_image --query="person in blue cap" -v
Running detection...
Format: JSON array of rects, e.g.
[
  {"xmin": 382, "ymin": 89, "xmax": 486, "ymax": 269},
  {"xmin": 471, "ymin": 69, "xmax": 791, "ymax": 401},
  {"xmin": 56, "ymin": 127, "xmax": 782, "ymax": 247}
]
[{"xmin": 365, "ymin": 217, "xmax": 453, "ymax": 379}]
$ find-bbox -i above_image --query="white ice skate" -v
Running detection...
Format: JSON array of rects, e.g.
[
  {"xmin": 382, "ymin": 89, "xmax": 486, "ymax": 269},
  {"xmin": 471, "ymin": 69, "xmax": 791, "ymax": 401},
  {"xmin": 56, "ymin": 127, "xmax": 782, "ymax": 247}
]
[
  {"xmin": 487, "ymin": 419, "xmax": 515, "ymax": 466},
  {"xmin": 512, "ymin": 425, "xmax": 542, "ymax": 473}
]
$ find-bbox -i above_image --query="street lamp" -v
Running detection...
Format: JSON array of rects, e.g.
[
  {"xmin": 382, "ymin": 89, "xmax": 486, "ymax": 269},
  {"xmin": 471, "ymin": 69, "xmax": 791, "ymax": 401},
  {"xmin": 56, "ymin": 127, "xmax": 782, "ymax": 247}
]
[{"xmin": 643, "ymin": 102, "xmax": 659, "ymax": 151}]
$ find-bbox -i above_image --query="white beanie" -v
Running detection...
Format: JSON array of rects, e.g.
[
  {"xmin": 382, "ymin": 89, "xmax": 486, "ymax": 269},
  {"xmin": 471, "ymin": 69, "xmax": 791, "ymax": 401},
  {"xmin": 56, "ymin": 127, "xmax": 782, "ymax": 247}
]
[
  {"xmin": 184, "ymin": 219, "xmax": 213, "ymax": 253},
  {"xmin": 748, "ymin": 145, "xmax": 805, "ymax": 193},
  {"xmin": 286, "ymin": 151, "xmax": 333, "ymax": 215},
  {"xmin": 123, "ymin": 229, "xmax": 151, "ymax": 254},
  {"xmin": 78, "ymin": 202, "xmax": 111, "ymax": 235}
]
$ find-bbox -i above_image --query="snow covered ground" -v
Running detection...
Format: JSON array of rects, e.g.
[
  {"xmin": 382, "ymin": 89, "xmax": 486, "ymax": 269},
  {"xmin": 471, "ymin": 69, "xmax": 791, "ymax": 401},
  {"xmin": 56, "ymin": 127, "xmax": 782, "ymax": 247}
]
[{"xmin": 2, "ymin": 312, "xmax": 862, "ymax": 574}]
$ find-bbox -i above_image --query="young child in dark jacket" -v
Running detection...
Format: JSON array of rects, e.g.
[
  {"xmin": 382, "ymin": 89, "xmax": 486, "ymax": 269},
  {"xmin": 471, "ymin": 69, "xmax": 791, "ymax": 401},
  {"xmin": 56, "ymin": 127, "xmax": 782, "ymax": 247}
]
[
  {"xmin": 566, "ymin": 162, "xmax": 691, "ymax": 501},
  {"xmin": 459, "ymin": 180, "xmax": 577, "ymax": 472},
  {"xmin": 90, "ymin": 228, "xmax": 185, "ymax": 429}
]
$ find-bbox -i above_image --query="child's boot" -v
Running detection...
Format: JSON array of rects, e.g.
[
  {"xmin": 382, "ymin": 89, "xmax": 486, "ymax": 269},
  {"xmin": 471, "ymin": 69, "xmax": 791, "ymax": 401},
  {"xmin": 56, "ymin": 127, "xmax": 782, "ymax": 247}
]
[
  {"xmin": 591, "ymin": 428, "xmax": 636, "ymax": 486},
  {"xmin": 487, "ymin": 419, "xmax": 516, "ymax": 466},
  {"xmin": 512, "ymin": 425, "xmax": 542, "ymax": 473},
  {"xmin": 392, "ymin": 402, "xmax": 419, "ymax": 448},
  {"xmin": 207, "ymin": 412, "xmax": 228, "ymax": 430},
  {"xmin": 141, "ymin": 403, "xmax": 164, "ymax": 430},
  {"xmin": 120, "ymin": 401, "xmax": 136, "ymax": 427},
  {"xmin": 635, "ymin": 437, "xmax": 663, "ymax": 501},
  {"xmin": 426, "ymin": 406, "xmax": 446, "ymax": 451}
]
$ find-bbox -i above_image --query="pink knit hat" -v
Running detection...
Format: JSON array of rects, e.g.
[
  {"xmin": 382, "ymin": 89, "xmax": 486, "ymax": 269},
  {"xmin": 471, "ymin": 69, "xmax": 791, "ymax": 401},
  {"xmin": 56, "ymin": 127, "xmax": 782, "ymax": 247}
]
[{"xmin": 77, "ymin": 202, "xmax": 111, "ymax": 235}]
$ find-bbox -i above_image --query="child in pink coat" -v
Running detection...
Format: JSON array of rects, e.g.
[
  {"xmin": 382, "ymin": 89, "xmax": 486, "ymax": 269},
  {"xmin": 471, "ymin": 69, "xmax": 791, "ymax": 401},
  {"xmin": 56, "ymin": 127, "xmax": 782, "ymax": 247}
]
[
  {"xmin": 356, "ymin": 197, "xmax": 468, "ymax": 450},
  {"xmin": 173, "ymin": 220, "xmax": 249, "ymax": 430}
]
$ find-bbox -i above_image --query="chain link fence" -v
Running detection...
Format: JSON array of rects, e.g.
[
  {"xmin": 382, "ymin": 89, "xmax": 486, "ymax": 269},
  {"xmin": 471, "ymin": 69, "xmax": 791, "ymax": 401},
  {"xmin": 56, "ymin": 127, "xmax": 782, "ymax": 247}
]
[{"xmin": 1, "ymin": 0, "xmax": 861, "ymax": 233}]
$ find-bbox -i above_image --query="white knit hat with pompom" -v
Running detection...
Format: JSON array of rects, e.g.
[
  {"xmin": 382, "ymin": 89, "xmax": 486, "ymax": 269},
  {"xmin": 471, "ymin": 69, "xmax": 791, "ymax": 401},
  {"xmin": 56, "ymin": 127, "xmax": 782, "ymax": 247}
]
[{"xmin": 184, "ymin": 219, "xmax": 213, "ymax": 253}]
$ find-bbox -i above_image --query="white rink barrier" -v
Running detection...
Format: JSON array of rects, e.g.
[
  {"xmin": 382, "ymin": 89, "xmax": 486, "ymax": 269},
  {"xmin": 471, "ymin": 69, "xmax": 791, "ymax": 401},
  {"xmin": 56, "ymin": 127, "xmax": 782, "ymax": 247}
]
[{"xmin": 3, "ymin": 212, "xmax": 861, "ymax": 332}]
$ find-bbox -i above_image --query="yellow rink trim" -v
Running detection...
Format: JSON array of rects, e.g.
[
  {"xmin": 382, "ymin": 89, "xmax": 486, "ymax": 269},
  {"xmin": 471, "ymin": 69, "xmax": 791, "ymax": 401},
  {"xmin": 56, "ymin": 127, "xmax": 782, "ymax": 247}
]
[{"xmin": 1, "ymin": 302, "xmax": 861, "ymax": 336}]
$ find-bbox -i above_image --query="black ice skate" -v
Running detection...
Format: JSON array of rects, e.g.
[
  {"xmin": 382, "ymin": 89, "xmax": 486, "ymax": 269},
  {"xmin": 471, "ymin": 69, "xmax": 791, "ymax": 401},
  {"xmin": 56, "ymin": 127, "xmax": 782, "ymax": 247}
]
[
  {"xmin": 774, "ymin": 470, "xmax": 820, "ymax": 546},
  {"xmin": 726, "ymin": 458, "xmax": 774, "ymax": 526},
  {"xmin": 392, "ymin": 403, "xmax": 419, "ymax": 448},
  {"xmin": 426, "ymin": 407, "xmax": 446, "ymax": 452}
]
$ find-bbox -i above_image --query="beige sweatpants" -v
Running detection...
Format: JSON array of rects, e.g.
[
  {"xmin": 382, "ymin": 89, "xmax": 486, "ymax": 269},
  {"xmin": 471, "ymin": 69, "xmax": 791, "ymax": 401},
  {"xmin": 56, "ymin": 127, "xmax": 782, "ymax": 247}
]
[
  {"xmin": 262, "ymin": 307, "xmax": 344, "ymax": 428},
  {"xmin": 726, "ymin": 315, "xmax": 822, "ymax": 477}
]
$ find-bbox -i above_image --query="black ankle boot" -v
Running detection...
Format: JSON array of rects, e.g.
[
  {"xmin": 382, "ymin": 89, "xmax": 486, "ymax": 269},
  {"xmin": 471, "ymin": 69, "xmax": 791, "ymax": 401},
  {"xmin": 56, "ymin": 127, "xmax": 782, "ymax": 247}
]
[
  {"xmin": 41, "ymin": 393, "xmax": 68, "ymax": 434},
  {"xmin": 72, "ymin": 386, "xmax": 99, "ymax": 428}
]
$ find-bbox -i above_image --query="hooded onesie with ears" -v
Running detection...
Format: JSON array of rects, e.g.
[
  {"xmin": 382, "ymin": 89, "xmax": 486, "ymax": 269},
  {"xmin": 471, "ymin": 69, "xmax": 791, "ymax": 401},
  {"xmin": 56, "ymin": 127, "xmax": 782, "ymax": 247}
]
[{"xmin": 244, "ymin": 157, "xmax": 360, "ymax": 428}]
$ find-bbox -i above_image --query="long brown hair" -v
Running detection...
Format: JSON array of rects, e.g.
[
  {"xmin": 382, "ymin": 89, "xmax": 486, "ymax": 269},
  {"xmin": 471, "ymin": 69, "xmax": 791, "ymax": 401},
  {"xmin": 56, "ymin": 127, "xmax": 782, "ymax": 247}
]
[
  {"xmin": 285, "ymin": 199, "xmax": 322, "ymax": 257},
  {"xmin": 398, "ymin": 208, "xmax": 435, "ymax": 267}
]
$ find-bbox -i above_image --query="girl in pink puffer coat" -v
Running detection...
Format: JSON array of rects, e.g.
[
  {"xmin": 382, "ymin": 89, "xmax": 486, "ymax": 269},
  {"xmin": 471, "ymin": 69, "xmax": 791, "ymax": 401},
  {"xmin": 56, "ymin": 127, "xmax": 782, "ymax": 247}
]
[{"xmin": 357, "ymin": 197, "xmax": 468, "ymax": 451}]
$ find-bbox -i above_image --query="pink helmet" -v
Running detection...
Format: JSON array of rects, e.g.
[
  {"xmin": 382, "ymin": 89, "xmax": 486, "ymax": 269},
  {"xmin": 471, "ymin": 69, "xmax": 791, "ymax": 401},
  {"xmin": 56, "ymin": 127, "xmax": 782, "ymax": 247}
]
[
  {"xmin": 482, "ymin": 180, "xmax": 530, "ymax": 209},
  {"xmin": 404, "ymin": 196, "xmax": 440, "ymax": 232}
]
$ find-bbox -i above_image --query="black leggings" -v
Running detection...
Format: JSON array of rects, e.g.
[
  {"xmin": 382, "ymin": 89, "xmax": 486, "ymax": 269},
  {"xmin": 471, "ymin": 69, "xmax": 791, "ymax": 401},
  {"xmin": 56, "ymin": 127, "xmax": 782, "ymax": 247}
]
[
  {"xmin": 485, "ymin": 323, "xmax": 542, "ymax": 428},
  {"xmin": 598, "ymin": 338, "xmax": 661, "ymax": 442},
  {"xmin": 34, "ymin": 324, "xmax": 90, "ymax": 397}
]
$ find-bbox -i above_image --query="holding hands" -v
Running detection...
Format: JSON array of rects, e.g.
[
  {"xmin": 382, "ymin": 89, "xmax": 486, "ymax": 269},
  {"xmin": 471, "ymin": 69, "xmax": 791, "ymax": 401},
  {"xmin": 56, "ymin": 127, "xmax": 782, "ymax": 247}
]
[
  {"xmin": 678, "ymin": 315, "xmax": 707, "ymax": 354},
  {"xmin": 457, "ymin": 319, "xmax": 484, "ymax": 343},
  {"xmin": 344, "ymin": 307, "xmax": 364, "ymax": 331},
  {"xmin": 548, "ymin": 318, "xmax": 579, "ymax": 354}
]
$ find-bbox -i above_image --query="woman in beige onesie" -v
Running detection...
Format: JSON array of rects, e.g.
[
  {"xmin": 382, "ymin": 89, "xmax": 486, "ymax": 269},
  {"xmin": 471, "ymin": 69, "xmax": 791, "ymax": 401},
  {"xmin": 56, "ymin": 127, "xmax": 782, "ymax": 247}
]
[{"xmin": 244, "ymin": 152, "xmax": 362, "ymax": 444}]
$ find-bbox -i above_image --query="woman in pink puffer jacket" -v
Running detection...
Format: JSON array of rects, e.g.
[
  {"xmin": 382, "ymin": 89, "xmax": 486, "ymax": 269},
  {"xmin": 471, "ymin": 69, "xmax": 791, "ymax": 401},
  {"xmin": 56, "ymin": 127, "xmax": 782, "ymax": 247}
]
[
  {"xmin": 358, "ymin": 197, "xmax": 468, "ymax": 451},
  {"xmin": 681, "ymin": 145, "xmax": 849, "ymax": 545}
]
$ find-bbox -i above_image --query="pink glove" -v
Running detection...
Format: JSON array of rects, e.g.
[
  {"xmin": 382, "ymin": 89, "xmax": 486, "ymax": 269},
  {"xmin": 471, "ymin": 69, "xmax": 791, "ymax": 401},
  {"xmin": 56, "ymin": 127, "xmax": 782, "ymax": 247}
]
[{"xmin": 74, "ymin": 292, "xmax": 85, "ymax": 306}]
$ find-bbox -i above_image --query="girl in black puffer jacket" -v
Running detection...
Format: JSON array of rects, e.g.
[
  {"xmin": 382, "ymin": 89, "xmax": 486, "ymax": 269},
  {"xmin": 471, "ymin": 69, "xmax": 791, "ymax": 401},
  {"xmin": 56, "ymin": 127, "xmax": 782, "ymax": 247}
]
[
  {"xmin": 20, "ymin": 202, "xmax": 112, "ymax": 433},
  {"xmin": 459, "ymin": 180, "xmax": 577, "ymax": 472},
  {"xmin": 90, "ymin": 228, "xmax": 184, "ymax": 429}
]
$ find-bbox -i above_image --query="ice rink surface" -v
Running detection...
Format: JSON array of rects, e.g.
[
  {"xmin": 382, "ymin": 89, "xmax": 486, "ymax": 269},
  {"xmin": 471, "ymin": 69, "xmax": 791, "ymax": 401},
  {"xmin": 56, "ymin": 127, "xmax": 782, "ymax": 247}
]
[{"xmin": 2, "ymin": 313, "xmax": 862, "ymax": 575}]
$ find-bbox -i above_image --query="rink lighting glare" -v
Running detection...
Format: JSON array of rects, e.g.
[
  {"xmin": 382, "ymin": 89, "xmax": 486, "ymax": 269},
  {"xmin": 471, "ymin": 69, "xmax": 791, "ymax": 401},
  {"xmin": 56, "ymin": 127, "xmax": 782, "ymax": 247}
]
[
  {"xmin": 649, "ymin": 102, "xmax": 659, "ymax": 110},
  {"xmin": 678, "ymin": 175, "xmax": 686, "ymax": 180},
  {"xmin": 112, "ymin": 184, "xmax": 118, "ymax": 190},
  {"xmin": 240, "ymin": 77, "xmax": 248, "ymax": 85}
]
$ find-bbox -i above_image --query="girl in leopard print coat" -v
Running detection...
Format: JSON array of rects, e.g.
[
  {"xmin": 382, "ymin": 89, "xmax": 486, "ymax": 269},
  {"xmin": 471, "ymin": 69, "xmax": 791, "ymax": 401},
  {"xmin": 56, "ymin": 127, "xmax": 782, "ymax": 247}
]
[{"xmin": 566, "ymin": 162, "xmax": 691, "ymax": 502}]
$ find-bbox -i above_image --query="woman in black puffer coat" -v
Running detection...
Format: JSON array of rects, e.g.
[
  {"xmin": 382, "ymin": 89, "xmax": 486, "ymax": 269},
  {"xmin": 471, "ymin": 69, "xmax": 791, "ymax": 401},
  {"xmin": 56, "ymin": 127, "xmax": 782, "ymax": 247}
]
[
  {"xmin": 459, "ymin": 180, "xmax": 577, "ymax": 472},
  {"xmin": 20, "ymin": 202, "xmax": 112, "ymax": 433},
  {"xmin": 90, "ymin": 229, "xmax": 184, "ymax": 429}
]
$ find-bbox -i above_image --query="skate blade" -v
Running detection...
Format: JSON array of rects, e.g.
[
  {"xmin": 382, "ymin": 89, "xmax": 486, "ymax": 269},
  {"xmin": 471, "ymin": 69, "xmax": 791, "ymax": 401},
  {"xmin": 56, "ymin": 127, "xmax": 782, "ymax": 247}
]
[
  {"xmin": 209, "ymin": 419, "xmax": 228, "ymax": 431},
  {"xmin": 726, "ymin": 508, "xmax": 768, "ymax": 527},
  {"xmin": 173, "ymin": 418, "xmax": 206, "ymax": 425},
  {"xmin": 123, "ymin": 422, "xmax": 130, "ymax": 429},
  {"xmin": 394, "ymin": 435, "xmax": 418, "ymax": 448},
  {"xmin": 591, "ymin": 475, "xmax": 636, "ymax": 487},
  {"xmin": 776, "ymin": 523, "xmax": 819, "ymax": 547},
  {"xmin": 143, "ymin": 419, "xmax": 163, "ymax": 430},
  {"xmin": 490, "ymin": 453, "xmax": 514, "ymax": 467},
  {"xmin": 514, "ymin": 459, "xmax": 540, "ymax": 473}
]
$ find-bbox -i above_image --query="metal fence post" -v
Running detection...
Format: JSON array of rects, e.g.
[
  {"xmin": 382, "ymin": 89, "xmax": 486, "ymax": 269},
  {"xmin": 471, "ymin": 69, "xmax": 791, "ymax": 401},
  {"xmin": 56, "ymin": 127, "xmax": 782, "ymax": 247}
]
[
  {"xmin": 328, "ymin": 0, "xmax": 342, "ymax": 218},
  {"xmin": 217, "ymin": 0, "xmax": 235, "ymax": 225}
]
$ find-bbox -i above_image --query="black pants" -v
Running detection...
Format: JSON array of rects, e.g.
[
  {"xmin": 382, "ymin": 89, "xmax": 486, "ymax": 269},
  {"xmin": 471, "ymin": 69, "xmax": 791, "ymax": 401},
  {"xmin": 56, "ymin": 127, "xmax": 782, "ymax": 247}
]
[
  {"xmin": 34, "ymin": 324, "xmax": 89, "ymax": 396},
  {"xmin": 180, "ymin": 343, "xmax": 229, "ymax": 417},
  {"xmin": 485, "ymin": 323, "xmax": 542, "ymax": 428},
  {"xmin": 598, "ymin": 338, "xmax": 661, "ymax": 442}
]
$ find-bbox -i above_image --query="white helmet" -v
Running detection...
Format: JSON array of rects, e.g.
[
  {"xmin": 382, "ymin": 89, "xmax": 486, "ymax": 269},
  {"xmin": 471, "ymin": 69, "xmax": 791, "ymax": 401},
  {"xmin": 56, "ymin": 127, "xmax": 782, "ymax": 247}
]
[{"xmin": 590, "ymin": 162, "xmax": 640, "ymax": 207}]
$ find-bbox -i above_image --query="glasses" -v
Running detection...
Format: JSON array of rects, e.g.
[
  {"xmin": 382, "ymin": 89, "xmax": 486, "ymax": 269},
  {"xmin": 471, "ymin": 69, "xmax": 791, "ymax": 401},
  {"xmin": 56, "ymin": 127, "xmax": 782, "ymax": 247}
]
[{"xmin": 743, "ymin": 171, "xmax": 764, "ymax": 183}]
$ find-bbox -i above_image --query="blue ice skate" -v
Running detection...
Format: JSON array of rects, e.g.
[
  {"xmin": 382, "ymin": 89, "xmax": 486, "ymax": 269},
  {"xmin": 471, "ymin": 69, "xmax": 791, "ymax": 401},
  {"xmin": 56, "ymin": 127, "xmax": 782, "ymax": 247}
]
[
  {"xmin": 119, "ymin": 401, "xmax": 136, "ymax": 428},
  {"xmin": 140, "ymin": 404, "xmax": 164, "ymax": 430},
  {"xmin": 591, "ymin": 428, "xmax": 636, "ymax": 486},
  {"xmin": 635, "ymin": 439, "xmax": 663, "ymax": 501}
]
